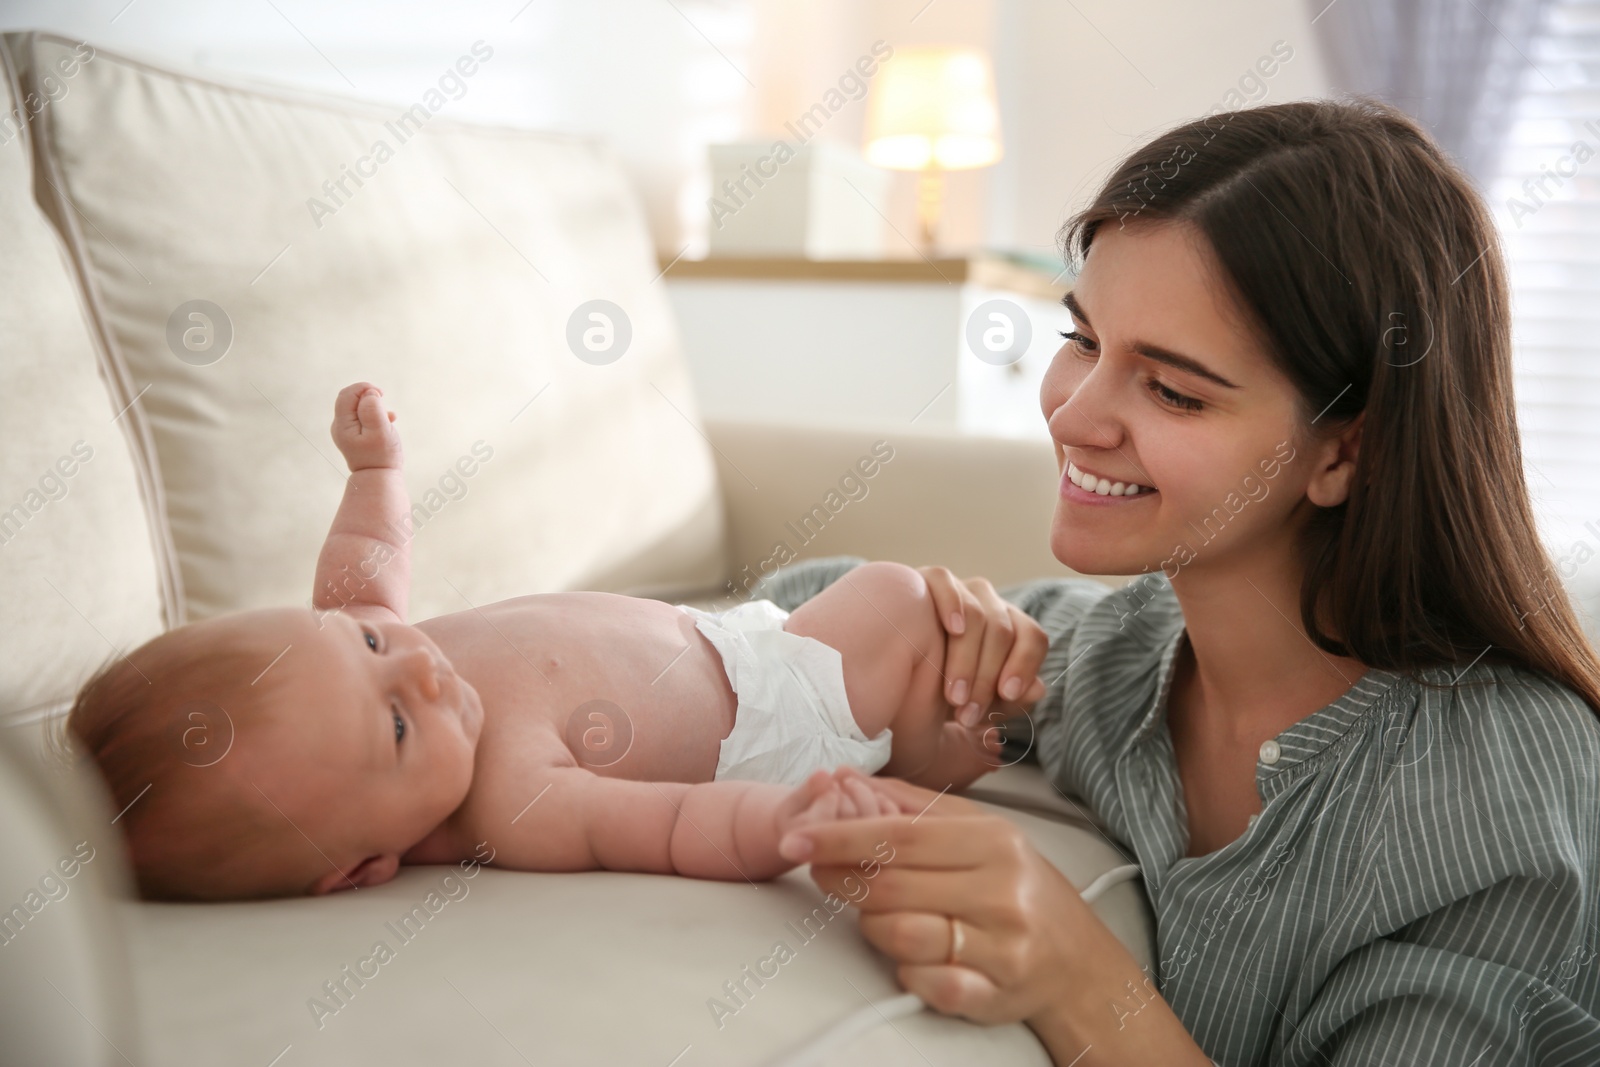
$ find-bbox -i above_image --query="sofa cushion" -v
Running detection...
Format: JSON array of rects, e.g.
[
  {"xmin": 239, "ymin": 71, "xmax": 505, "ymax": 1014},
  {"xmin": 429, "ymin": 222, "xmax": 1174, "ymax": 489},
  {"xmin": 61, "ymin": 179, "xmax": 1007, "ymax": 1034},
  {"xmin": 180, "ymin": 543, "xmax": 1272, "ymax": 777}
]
[
  {"xmin": 119, "ymin": 763, "xmax": 1147, "ymax": 1066},
  {"xmin": 12, "ymin": 32, "xmax": 726, "ymax": 624},
  {"xmin": 0, "ymin": 722, "xmax": 141, "ymax": 1066},
  {"xmin": 0, "ymin": 36, "xmax": 167, "ymax": 724}
]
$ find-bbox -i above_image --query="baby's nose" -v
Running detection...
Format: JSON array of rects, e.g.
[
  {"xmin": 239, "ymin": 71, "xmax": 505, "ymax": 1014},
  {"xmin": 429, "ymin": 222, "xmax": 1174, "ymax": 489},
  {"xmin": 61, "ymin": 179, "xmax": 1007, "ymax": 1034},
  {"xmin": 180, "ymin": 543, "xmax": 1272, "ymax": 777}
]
[{"xmin": 405, "ymin": 647, "xmax": 441, "ymax": 700}]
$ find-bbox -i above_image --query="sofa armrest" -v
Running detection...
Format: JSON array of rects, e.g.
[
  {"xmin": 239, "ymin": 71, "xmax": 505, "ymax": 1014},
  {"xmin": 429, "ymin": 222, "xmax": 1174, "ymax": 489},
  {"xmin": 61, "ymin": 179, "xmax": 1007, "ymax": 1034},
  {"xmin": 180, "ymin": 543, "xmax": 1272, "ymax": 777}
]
[{"xmin": 703, "ymin": 419, "xmax": 1076, "ymax": 590}]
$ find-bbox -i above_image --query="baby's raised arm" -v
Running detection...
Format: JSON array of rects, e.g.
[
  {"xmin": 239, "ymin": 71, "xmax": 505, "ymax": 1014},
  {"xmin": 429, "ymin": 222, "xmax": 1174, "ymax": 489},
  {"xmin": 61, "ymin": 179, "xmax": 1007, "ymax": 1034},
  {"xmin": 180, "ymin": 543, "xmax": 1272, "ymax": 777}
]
[{"xmin": 313, "ymin": 382, "xmax": 412, "ymax": 624}]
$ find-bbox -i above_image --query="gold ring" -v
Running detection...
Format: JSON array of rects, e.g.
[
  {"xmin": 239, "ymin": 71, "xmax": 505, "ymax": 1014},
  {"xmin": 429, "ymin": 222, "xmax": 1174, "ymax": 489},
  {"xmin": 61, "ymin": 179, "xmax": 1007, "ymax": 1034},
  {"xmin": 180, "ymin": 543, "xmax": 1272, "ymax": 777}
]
[{"xmin": 946, "ymin": 915, "xmax": 964, "ymax": 966}]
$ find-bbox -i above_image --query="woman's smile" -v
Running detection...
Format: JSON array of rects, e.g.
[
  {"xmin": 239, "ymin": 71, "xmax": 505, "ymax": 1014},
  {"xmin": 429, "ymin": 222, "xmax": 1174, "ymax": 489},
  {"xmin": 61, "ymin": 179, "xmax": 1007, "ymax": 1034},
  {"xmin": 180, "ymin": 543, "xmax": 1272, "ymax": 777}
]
[{"xmin": 1060, "ymin": 459, "xmax": 1158, "ymax": 505}]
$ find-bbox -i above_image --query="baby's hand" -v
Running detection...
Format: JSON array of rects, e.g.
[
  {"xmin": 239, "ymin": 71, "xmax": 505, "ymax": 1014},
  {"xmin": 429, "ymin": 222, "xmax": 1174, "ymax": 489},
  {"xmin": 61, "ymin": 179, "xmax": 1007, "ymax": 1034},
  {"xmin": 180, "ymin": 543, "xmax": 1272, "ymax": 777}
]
[
  {"xmin": 827, "ymin": 764, "xmax": 986, "ymax": 819},
  {"xmin": 775, "ymin": 767, "xmax": 933, "ymax": 864},
  {"xmin": 330, "ymin": 382, "xmax": 402, "ymax": 472},
  {"xmin": 774, "ymin": 767, "xmax": 912, "ymax": 845}
]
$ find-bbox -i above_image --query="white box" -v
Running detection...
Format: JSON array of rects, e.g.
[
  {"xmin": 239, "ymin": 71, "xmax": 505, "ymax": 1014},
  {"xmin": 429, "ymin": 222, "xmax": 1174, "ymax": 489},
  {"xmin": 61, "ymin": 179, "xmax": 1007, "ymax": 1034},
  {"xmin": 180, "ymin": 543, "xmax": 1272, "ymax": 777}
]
[{"xmin": 706, "ymin": 140, "xmax": 890, "ymax": 258}]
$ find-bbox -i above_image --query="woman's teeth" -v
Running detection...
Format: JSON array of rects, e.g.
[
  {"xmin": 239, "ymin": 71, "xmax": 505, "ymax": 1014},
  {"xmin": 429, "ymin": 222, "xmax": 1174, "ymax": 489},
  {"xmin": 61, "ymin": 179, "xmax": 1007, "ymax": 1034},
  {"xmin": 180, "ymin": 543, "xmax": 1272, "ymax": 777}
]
[{"xmin": 1068, "ymin": 461, "xmax": 1155, "ymax": 497}]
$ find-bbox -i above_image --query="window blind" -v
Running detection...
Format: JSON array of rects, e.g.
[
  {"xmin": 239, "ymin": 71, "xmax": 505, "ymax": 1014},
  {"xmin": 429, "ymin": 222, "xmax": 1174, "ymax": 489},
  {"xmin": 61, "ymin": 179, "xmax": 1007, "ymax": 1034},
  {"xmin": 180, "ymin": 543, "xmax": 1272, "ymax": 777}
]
[{"xmin": 1488, "ymin": 0, "xmax": 1600, "ymax": 643}]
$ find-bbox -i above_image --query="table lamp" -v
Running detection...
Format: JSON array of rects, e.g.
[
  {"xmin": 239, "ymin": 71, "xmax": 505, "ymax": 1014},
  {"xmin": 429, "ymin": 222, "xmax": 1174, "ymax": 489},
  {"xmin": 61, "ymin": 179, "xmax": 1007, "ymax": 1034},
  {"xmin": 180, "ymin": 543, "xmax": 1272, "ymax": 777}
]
[{"xmin": 864, "ymin": 47, "xmax": 1002, "ymax": 255}]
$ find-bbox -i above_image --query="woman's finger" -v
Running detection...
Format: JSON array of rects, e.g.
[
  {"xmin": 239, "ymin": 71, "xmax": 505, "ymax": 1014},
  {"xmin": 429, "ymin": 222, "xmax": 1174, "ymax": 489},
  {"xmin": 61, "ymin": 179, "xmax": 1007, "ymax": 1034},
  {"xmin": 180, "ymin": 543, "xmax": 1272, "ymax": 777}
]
[
  {"xmin": 916, "ymin": 565, "xmax": 969, "ymax": 636},
  {"xmin": 919, "ymin": 566, "xmax": 985, "ymax": 710},
  {"xmin": 858, "ymin": 909, "xmax": 952, "ymax": 968},
  {"xmin": 782, "ymin": 809, "xmax": 1007, "ymax": 876},
  {"xmin": 811, "ymin": 859, "xmax": 983, "ymax": 921},
  {"xmin": 964, "ymin": 580, "xmax": 1017, "ymax": 713},
  {"xmin": 994, "ymin": 605, "xmax": 1050, "ymax": 706},
  {"xmin": 896, "ymin": 962, "xmax": 1009, "ymax": 1024}
]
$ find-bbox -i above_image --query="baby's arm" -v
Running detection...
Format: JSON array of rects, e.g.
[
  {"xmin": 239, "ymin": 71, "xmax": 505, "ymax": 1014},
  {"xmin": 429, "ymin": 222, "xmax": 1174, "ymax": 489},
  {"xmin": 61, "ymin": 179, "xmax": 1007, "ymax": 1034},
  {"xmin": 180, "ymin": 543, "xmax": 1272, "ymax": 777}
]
[
  {"xmin": 313, "ymin": 382, "xmax": 412, "ymax": 623},
  {"xmin": 485, "ymin": 766, "xmax": 841, "ymax": 882}
]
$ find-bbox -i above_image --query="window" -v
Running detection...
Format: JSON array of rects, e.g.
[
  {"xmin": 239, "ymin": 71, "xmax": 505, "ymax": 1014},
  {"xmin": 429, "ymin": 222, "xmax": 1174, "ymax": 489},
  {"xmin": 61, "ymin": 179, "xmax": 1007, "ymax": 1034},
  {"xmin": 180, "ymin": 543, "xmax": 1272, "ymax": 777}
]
[{"xmin": 1489, "ymin": 0, "xmax": 1600, "ymax": 643}]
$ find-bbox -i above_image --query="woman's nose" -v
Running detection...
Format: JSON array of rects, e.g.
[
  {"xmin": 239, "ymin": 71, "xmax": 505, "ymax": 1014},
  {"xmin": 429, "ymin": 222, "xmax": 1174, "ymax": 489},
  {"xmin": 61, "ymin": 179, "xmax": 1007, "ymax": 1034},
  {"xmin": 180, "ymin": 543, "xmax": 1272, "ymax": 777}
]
[{"xmin": 1045, "ymin": 361, "xmax": 1121, "ymax": 450}]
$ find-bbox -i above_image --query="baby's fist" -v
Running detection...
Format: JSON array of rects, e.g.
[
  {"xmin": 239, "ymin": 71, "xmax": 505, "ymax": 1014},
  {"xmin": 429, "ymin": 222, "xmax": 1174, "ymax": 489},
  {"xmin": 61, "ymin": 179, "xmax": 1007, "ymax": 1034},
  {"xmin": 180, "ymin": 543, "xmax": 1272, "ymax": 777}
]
[
  {"xmin": 775, "ymin": 768, "xmax": 898, "ymax": 842},
  {"xmin": 331, "ymin": 382, "xmax": 402, "ymax": 471}
]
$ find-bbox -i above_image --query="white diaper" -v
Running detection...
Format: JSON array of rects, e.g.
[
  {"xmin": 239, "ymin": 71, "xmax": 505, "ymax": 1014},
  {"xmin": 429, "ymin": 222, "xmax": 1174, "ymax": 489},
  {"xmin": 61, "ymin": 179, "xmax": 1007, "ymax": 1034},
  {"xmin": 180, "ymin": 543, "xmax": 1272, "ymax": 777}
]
[{"xmin": 675, "ymin": 599, "xmax": 893, "ymax": 787}]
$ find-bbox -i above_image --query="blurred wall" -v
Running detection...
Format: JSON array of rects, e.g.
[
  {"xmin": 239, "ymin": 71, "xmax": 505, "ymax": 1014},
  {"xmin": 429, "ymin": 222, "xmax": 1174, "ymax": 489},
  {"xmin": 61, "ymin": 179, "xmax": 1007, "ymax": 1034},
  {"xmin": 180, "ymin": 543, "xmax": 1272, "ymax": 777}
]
[
  {"xmin": 989, "ymin": 0, "xmax": 1329, "ymax": 258},
  {"xmin": 0, "ymin": 0, "xmax": 1328, "ymax": 259}
]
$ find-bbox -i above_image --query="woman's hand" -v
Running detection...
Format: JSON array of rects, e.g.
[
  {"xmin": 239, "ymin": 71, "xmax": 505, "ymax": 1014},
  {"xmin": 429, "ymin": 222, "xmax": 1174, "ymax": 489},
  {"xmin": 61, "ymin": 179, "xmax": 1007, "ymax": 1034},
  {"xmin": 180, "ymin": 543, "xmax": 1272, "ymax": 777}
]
[
  {"xmin": 778, "ymin": 770, "xmax": 1099, "ymax": 1025},
  {"xmin": 777, "ymin": 769, "xmax": 1210, "ymax": 1064},
  {"xmin": 917, "ymin": 566, "xmax": 1049, "ymax": 728}
]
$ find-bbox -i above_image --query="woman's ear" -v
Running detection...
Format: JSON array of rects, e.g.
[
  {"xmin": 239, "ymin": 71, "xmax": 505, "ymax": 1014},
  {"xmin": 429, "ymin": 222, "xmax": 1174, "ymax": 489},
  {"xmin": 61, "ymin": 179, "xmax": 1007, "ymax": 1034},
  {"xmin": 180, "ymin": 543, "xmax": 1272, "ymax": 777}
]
[
  {"xmin": 308, "ymin": 853, "xmax": 401, "ymax": 895},
  {"xmin": 1305, "ymin": 411, "xmax": 1365, "ymax": 508}
]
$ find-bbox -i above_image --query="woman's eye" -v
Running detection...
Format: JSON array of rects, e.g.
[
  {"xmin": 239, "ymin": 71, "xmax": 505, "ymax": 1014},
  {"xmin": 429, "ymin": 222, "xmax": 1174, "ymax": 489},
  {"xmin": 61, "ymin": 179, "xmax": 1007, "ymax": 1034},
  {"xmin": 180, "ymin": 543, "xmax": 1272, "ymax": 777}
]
[
  {"xmin": 1056, "ymin": 329, "xmax": 1202, "ymax": 412},
  {"xmin": 365, "ymin": 630, "xmax": 379, "ymax": 652},
  {"xmin": 1058, "ymin": 329, "xmax": 1097, "ymax": 354},
  {"xmin": 1148, "ymin": 379, "xmax": 1204, "ymax": 412},
  {"xmin": 393, "ymin": 710, "xmax": 406, "ymax": 743}
]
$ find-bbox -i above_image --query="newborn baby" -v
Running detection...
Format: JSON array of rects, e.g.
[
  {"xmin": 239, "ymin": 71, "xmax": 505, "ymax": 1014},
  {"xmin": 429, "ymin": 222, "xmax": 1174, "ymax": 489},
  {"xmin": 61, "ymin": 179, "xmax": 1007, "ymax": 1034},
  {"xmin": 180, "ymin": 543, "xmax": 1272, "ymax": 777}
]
[{"xmin": 68, "ymin": 383, "xmax": 1047, "ymax": 901}]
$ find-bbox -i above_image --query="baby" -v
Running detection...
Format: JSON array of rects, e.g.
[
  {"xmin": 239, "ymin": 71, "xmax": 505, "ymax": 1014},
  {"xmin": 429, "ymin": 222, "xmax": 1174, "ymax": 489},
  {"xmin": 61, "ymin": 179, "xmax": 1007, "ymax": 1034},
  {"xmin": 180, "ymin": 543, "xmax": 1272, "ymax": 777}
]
[{"xmin": 67, "ymin": 383, "xmax": 1046, "ymax": 901}]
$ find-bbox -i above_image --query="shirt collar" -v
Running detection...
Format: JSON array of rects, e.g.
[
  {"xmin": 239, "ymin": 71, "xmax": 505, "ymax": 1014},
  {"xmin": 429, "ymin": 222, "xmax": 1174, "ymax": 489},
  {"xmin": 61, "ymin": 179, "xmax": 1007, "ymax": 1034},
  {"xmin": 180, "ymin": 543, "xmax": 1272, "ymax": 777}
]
[
  {"xmin": 1118, "ymin": 620, "xmax": 1412, "ymax": 779},
  {"xmin": 1121, "ymin": 624, "xmax": 1189, "ymax": 758}
]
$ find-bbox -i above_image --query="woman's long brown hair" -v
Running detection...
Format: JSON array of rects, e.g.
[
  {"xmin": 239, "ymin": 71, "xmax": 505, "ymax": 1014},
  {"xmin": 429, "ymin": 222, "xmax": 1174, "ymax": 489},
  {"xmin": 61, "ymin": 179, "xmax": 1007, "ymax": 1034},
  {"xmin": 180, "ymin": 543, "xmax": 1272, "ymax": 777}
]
[{"xmin": 1059, "ymin": 96, "xmax": 1600, "ymax": 719}]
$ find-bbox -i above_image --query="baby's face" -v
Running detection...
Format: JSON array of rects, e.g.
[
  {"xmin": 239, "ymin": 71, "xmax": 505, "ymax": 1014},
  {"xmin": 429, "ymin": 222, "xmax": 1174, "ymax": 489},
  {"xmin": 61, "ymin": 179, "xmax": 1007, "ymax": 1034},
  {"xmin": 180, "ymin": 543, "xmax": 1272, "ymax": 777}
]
[{"xmin": 210, "ymin": 607, "xmax": 484, "ymax": 892}]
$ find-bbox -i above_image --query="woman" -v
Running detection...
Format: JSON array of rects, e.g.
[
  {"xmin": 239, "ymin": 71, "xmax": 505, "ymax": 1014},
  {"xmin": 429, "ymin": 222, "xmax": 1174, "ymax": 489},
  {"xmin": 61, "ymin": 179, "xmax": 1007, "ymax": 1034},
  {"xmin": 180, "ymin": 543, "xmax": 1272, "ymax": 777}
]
[{"xmin": 764, "ymin": 98, "xmax": 1600, "ymax": 1065}]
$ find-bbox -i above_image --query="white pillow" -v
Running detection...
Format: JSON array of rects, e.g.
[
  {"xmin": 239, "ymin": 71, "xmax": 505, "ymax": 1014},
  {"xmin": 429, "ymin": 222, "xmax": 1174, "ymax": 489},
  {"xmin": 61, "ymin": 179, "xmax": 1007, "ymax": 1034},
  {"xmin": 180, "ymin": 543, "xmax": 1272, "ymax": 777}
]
[
  {"xmin": 20, "ymin": 32, "xmax": 726, "ymax": 624},
  {"xmin": 0, "ymin": 34, "xmax": 166, "ymax": 724}
]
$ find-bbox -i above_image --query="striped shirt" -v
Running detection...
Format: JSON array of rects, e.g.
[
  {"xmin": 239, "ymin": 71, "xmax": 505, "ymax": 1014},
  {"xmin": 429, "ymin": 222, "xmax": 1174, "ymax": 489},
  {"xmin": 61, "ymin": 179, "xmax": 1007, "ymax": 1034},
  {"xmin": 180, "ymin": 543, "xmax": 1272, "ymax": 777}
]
[{"xmin": 755, "ymin": 556, "xmax": 1600, "ymax": 1066}]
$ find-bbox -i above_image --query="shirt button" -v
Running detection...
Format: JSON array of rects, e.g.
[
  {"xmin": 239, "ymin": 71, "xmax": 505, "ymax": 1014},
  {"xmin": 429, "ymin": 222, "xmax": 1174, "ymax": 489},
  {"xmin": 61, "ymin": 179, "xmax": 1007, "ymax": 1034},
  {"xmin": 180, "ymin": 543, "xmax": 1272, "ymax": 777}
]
[{"xmin": 1259, "ymin": 739, "xmax": 1281, "ymax": 765}]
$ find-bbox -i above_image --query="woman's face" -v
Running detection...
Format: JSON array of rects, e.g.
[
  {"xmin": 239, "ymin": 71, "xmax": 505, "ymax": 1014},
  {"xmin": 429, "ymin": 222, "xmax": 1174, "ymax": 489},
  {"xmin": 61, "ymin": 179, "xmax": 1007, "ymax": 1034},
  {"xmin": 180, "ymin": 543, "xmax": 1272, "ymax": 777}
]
[{"xmin": 1039, "ymin": 219, "xmax": 1322, "ymax": 581}]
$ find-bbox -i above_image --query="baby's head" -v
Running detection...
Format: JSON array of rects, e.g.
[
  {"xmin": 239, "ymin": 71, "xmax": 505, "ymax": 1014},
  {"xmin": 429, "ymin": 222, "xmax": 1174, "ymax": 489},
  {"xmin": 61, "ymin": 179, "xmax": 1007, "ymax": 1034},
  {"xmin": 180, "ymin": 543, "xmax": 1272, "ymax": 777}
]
[{"xmin": 65, "ymin": 607, "xmax": 483, "ymax": 901}]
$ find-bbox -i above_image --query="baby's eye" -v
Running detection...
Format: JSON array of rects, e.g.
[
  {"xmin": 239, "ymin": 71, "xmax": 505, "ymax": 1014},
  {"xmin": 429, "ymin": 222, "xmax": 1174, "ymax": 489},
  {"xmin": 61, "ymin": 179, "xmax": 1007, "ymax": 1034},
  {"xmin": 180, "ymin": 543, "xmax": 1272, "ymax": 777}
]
[
  {"xmin": 365, "ymin": 629, "xmax": 379, "ymax": 652},
  {"xmin": 393, "ymin": 709, "xmax": 406, "ymax": 743}
]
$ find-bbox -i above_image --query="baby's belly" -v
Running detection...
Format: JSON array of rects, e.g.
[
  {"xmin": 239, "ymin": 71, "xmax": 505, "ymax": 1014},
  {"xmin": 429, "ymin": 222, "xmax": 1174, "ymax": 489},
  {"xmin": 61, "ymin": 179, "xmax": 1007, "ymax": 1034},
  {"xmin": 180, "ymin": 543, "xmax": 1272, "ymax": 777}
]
[{"xmin": 417, "ymin": 592, "xmax": 738, "ymax": 783}]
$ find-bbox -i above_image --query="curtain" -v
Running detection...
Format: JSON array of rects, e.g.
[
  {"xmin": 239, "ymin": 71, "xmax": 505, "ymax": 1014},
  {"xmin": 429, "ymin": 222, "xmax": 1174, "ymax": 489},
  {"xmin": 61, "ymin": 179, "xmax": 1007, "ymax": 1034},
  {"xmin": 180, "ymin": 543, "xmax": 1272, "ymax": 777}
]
[{"xmin": 1305, "ymin": 0, "xmax": 1556, "ymax": 190}]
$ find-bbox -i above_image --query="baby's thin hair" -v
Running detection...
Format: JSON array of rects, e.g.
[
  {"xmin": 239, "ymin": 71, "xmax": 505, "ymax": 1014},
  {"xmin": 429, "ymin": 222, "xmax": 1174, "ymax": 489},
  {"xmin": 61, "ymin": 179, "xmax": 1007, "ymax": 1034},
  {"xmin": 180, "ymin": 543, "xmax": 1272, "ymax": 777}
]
[{"xmin": 62, "ymin": 622, "xmax": 299, "ymax": 900}]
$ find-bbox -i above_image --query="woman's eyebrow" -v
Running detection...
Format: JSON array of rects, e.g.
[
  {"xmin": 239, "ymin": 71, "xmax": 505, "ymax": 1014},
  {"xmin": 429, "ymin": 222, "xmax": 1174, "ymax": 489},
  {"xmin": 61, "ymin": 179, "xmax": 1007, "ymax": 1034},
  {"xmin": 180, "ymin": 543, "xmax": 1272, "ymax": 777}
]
[{"xmin": 1061, "ymin": 290, "xmax": 1242, "ymax": 390}]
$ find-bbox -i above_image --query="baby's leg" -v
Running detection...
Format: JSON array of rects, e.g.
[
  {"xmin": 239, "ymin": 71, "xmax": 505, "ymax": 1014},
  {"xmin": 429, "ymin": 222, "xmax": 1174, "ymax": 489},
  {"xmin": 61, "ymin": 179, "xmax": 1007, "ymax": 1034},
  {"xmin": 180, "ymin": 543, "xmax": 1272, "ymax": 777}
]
[{"xmin": 781, "ymin": 561, "xmax": 952, "ymax": 781}]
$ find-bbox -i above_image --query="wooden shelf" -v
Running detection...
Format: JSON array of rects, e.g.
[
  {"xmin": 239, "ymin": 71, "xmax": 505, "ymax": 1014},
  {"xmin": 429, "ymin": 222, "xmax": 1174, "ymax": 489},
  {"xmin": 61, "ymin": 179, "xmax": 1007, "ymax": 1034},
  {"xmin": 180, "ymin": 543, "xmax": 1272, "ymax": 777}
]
[{"xmin": 656, "ymin": 253, "xmax": 1070, "ymax": 301}]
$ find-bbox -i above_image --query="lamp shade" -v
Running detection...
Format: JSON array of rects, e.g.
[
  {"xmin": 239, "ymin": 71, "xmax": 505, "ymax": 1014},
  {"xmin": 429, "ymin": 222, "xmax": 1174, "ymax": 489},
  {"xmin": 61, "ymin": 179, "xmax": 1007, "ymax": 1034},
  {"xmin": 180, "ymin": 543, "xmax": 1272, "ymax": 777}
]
[{"xmin": 864, "ymin": 47, "xmax": 1002, "ymax": 171}]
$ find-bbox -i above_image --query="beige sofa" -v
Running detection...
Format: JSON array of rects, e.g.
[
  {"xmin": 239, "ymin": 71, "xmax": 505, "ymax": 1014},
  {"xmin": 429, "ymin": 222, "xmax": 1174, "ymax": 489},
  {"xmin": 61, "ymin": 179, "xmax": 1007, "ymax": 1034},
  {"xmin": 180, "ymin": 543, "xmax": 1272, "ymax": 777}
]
[{"xmin": 0, "ymin": 32, "xmax": 1153, "ymax": 1065}]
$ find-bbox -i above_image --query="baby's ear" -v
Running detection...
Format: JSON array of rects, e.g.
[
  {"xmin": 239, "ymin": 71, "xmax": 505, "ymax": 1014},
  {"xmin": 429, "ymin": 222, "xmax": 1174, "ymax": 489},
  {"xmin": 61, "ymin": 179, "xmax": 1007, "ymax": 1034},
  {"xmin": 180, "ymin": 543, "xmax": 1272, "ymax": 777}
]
[{"xmin": 308, "ymin": 854, "xmax": 401, "ymax": 895}]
